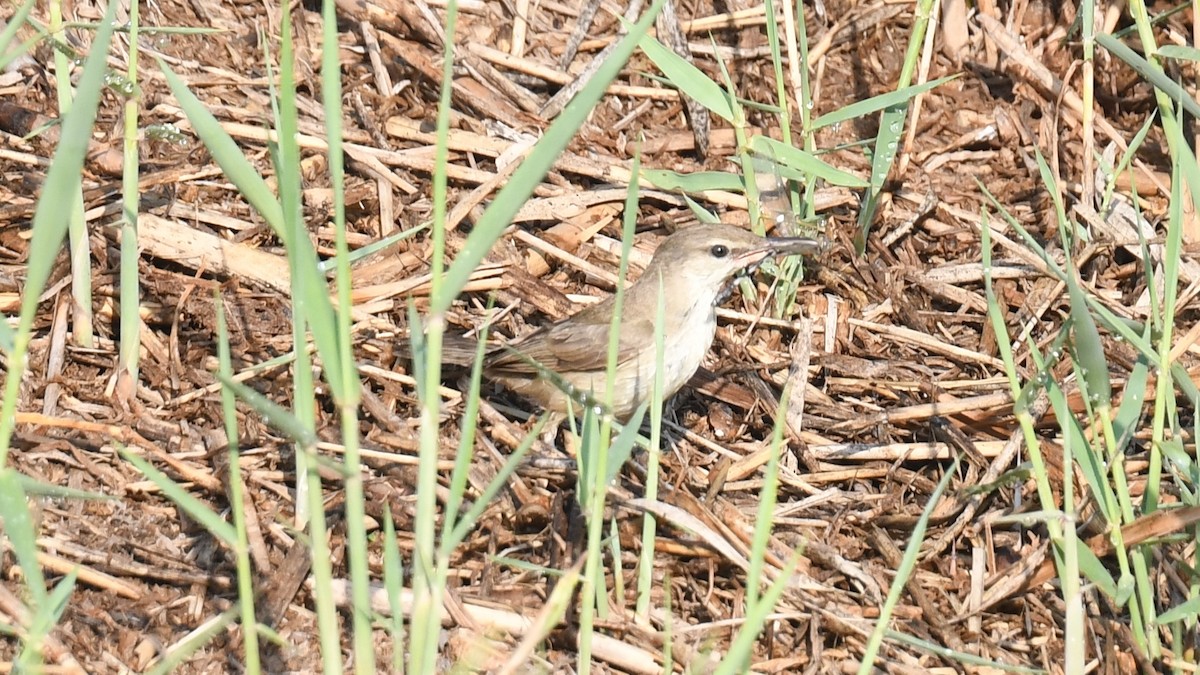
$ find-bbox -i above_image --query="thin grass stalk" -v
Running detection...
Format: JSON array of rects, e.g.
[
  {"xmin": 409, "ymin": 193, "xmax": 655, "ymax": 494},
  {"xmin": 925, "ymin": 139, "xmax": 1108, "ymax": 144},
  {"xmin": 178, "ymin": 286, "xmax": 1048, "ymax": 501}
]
[
  {"xmin": 763, "ymin": 0, "xmax": 792, "ymax": 160},
  {"xmin": 634, "ymin": 274, "xmax": 666, "ymax": 625},
  {"xmin": 0, "ymin": 469, "xmax": 49, "ymax": 669},
  {"xmin": 382, "ymin": 508, "xmax": 407, "ymax": 674},
  {"xmin": 888, "ymin": 0, "xmax": 936, "ymax": 121},
  {"xmin": 1057, "ymin": 357, "xmax": 1082, "ymax": 674},
  {"xmin": 711, "ymin": 50, "xmax": 762, "ymax": 234},
  {"xmin": 1064, "ymin": 339, "xmax": 1152, "ymax": 655},
  {"xmin": 436, "ymin": 336, "xmax": 552, "ymax": 621},
  {"xmin": 988, "ymin": 321, "xmax": 1060, "ymax": 526},
  {"xmin": 117, "ymin": 0, "xmax": 141, "ymax": 397},
  {"xmin": 1124, "ymin": 1, "xmax": 1183, "ymax": 138},
  {"xmin": 144, "ymin": 608, "xmax": 239, "ymax": 674},
  {"xmin": 409, "ymin": 1, "xmax": 460, "ymax": 670},
  {"xmin": 744, "ymin": 393, "xmax": 788, "ymax": 609},
  {"xmin": 1149, "ymin": 145, "xmax": 1187, "ymax": 512},
  {"xmin": 780, "ymin": 0, "xmax": 821, "ymax": 237},
  {"xmin": 0, "ymin": 0, "xmax": 118, "ymax": 465},
  {"xmin": 578, "ymin": 407, "xmax": 606, "ymax": 663},
  {"xmin": 708, "ymin": 42, "xmax": 774, "ymax": 310},
  {"xmin": 404, "ymin": 4, "xmax": 661, "ymax": 667},
  {"xmin": 259, "ymin": 17, "xmax": 315, "ymax": 533},
  {"xmin": 607, "ymin": 516, "xmax": 625, "ymax": 605},
  {"xmin": 979, "ymin": 182, "xmax": 1185, "ymax": 404},
  {"xmin": 882, "ymin": 630, "xmax": 1047, "ymax": 672},
  {"xmin": 711, "ymin": 395, "xmax": 801, "ymax": 672},
  {"xmin": 854, "ymin": 0, "xmax": 935, "ymax": 249},
  {"xmin": 856, "ymin": 456, "xmax": 960, "ymax": 673},
  {"xmin": 1040, "ymin": 355, "xmax": 1083, "ymax": 674},
  {"xmin": 984, "ymin": 210, "xmax": 1137, "ymax": 659},
  {"xmin": 152, "ymin": 22, "xmax": 346, "ymax": 664},
  {"xmin": 317, "ymin": 0, "xmax": 373, "ymax": 667},
  {"xmin": 1080, "ymin": 0, "xmax": 1096, "ymax": 209},
  {"xmin": 895, "ymin": 0, "xmax": 939, "ymax": 178},
  {"xmin": 1123, "ymin": 0, "xmax": 1200, "ymax": 248},
  {"xmin": 762, "ymin": 0, "xmax": 803, "ymax": 316},
  {"xmin": 601, "ymin": 151, "xmax": 640, "ymax": 441},
  {"xmin": 0, "ymin": 0, "xmax": 37, "ymax": 70},
  {"xmin": 580, "ymin": 152, "xmax": 643, "ymax": 668},
  {"xmin": 47, "ymin": 0, "xmax": 93, "ymax": 348},
  {"xmin": 1193, "ymin": 0, "xmax": 1200, "ymax": 257},
  {"xmin": 216, "ymin": 293, "xmax": 261, "ymax": 672},
  {"xmin": 267, "ymin": 15, "xmax": 343, "ymax": 671},
  {"xmin": 782, "ymin": 0, "xmax": 809, "ymax": 159},
  {"xmin": 790, "ymin": 1, "xmax": 815, "ymax": 158},
  {"xmin": 1127, "ymin": 148, "xmax": 1190, "ymax": 658},
  {"xmin": 495, "ymin": 559, "xmax": 584, "ymax": 675},
  {"xmin": 717, "ymin": 551, "xmax": 803, "ymax": 674},
  {"xmin": 1101, "ymin": 401, "xmax": 1158, "ymax": 655},
  {"xmin": 980, "ymin": 214, "xmax": 1071, "ymax": 545},
  {"xmin": 661, "ymin": 572, "xmax": 673, "ymax": 673},
  {"xmin": 441, "ymin": 319, "xmax": 492, "ymax": 545},
  {"xmin": 446, "ymin": 417, "xmax": 541, "ymax": 547},
  {"xmin": 1053, "ymin": 341, "xmax": 1148, "ymax": 647},
  {"xmin": 1100, "ymin": 114, "xmax": 1156, "ymax": 214},
  {"xmin": 1152, "ymin": 141, "xmax": 1192, "ymax": 659},
  {"xmin": 1040, "ymin": 143, "xmax": 1155, "ymax": 655},
  {"xmin": 301, "ymin": 429, "xmax": 341, "ymax": 671}
]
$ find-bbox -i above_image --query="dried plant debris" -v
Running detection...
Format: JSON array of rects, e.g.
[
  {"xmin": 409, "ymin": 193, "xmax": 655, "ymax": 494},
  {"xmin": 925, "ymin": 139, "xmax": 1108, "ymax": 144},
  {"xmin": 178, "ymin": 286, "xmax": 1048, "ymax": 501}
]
[{"xmin": 2, "ymin": 0, "xmax": 1198, "ymax": 672}]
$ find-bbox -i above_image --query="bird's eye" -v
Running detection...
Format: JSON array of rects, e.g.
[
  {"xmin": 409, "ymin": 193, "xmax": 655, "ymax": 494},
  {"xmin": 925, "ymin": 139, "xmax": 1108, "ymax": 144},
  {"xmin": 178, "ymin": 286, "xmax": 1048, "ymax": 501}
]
[{"xmin": 710, "ymin": 244, "xmax": 730, "ymax": 258}]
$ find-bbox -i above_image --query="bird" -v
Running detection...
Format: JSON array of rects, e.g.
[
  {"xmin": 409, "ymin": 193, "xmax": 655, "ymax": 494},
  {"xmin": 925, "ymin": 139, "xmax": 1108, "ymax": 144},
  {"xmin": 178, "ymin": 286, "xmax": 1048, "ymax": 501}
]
[{"xmin": 433, "ymin": 222, "xmax": 824, "ymax": 420}]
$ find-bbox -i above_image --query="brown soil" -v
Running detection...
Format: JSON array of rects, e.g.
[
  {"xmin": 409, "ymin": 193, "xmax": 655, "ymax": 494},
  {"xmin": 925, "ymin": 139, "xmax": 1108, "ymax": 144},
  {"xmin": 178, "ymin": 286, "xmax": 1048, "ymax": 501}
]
[{"xmin": 1, "ymin": 0, "xmax": 1195, "ymax": 672}]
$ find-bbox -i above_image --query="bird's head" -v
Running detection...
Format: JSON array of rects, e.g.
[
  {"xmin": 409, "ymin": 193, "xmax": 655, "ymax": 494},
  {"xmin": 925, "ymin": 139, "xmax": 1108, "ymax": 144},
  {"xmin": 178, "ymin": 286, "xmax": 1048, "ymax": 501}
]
[{"xmin": 642, "ymin": 223, "xmax": 825, "ymax": 305}]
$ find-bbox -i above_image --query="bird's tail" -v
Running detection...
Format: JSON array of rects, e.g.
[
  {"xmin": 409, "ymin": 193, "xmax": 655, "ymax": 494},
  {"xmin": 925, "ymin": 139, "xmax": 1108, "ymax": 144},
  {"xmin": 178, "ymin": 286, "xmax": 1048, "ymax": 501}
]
[{"xmin": 395, "ymin": 331, "xmax": 490, "ymax": 368}]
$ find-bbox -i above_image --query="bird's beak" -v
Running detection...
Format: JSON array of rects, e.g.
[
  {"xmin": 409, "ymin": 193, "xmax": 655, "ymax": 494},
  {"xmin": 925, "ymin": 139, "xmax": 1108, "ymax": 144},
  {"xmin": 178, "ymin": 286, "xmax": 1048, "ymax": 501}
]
[
  {"xmin": 766, "ymin": 236, "xmax": 827, "ymax": 257},
  {"xmin": 736, "ymin": 236, "xmax": 828, "ymax": 266}
]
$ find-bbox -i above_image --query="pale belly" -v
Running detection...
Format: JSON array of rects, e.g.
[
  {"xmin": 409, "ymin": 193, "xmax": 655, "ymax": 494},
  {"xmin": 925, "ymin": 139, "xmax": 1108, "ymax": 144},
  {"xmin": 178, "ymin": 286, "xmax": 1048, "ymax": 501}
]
[{"xmin": 502, "ymin": 303, "xmax": 717, "ymax": 420}]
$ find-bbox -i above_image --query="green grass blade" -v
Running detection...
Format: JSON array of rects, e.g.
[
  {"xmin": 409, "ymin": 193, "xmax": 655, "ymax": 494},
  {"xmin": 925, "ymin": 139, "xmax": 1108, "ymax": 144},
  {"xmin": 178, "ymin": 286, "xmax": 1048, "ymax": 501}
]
[
  {"xmin": 216, "ymin": 374, "xmax": 319, "ymax": 448},
  {"xmin": 145, "ymin": 608, "xmax": 240, "ymax": 675},
  {"xmin": 215, "ymin": 292, "xmax": 261, "ymax": 670},
  {"xmin": 117, "ymin": 0, "xmax": 142, "ymax": 394},
  {"xmin": 636, "ymin": 31, "xmax": 734, "ymax": 122},
  {"xmin": 744, "ymin": 397, "xmax": 788, "ymax": 608},
  {"xmin": 431, "ymin": 0, "xmax": 665, "ymax": 316},
  {"xmin": 154, "ymin": 60, "xmax": 286, "ymax": 235},
  {"xmin": 0, "ymin": 0, "xmax": 119, "ymax": 465},
  {"xmin": 0, "ymin": 469, "xmax": 47, "ymax": 604},
  {"xmin": 857, "ymin": 456, "xmax": 961, "ymax": 672},
  {"xmin": 0, "ymin": 0, "xmax": 37, "ymax": 70},
  {"xmin": 18, "ymin": 569, "xmax": 77, "ymax": 672},
  {"xmin": 119, "ymin": 449, "xmax": 238, "ymax": 545},
  {"xmin": 641, "ymin": 168, "xmax": 743, "ymax": 192},
  {"xmin": 49, "ymin": 0, "xmax": 93, "ymax": 349},
  {"xmin": 748, "ymin": 136, "xmax": 868, "ymax": 187},
  {"xmin": 446, "ymin": 417, "xmax": 545, "ymax": 547},
  {"xmin": 715, "ymin": 552, "xmax": 802, "ymax": 674},
  {"xmin": 382, "ymin": 507, "xmax": 407, "ymax": 675},
  {"xmin": 635, "ymin": 274, "xmax": 667, "ymax": 623},
  {"xmin": 601, "ymin": 403, "xmax": 649, "ymax": 488},
  {"xmin": 1096, "ymin": 33, "xmax": 1200, "ymax": 119},
  {"xmin": 810, "ymin": 76, "xmax": 957, "ymax": 129},
  {"xmin": 883, "ymin": 630, "xmax": 1044, "ymax": 673},
  {"xmin": 1157, "ymin": 44, "xmax": 1200, "ymax": 61}
]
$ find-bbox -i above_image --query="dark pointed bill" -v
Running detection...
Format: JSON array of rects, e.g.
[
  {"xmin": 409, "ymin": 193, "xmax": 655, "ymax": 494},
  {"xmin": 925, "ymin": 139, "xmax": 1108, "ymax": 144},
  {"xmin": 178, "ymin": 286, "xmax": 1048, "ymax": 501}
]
[
  {"xmin": 735, "ymin": 236, "xmax": 827, "ymax": 267},
  {"xmin": 764, "ymin": 236, "xmax": 827, "ymax": 256}
]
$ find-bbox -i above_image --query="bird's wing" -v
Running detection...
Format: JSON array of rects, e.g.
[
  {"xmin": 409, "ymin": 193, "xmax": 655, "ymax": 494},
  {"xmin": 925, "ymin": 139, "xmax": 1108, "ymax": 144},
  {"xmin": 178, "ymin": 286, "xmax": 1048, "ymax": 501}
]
[{"xmin": 486, "ymin": 310, "xmax": 654, "ymax": 375}]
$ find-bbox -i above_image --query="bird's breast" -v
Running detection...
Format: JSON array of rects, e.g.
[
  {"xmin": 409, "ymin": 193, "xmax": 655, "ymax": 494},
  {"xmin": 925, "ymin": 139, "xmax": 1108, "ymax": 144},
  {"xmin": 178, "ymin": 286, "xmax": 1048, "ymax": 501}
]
[{"xmin": 657, "ymin": 300, "xmax": 718, "ymax": 400}]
